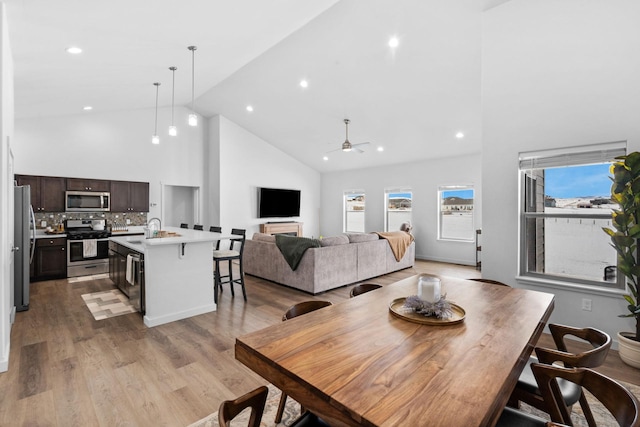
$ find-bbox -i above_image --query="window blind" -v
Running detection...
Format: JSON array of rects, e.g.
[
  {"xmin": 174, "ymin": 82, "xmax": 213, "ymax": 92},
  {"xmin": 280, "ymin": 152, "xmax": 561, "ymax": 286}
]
[{"xmin": 519, "ymin": 140, "xmax": 626, "ymax": 170}]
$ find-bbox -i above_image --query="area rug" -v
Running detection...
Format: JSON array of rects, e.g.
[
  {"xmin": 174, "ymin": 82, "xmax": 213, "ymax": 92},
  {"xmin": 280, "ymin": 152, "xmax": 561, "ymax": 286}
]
[
  {"xmin": 187, "ymin": 381, "xmax": 640, "ymax": 427},
  {"xmin": 81, "ymin": 289, "xmax": 136, "ymax": 320},
  {"xmin": 69, "ymin": 272, "xmax": 110, "ymax": 283}
]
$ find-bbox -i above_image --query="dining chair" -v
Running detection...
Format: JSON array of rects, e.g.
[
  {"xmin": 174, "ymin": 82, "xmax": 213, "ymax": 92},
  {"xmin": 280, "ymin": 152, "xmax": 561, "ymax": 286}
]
[
  {"xmin": 213, "ymin": 228, "xmax": 246, "ymax": 303},
  {"xmin": 193, "ymin": 224, "xmax": 204, "ymax": 231},
  {"xmin": 469, "ymin": 278, "xmax": 510, "ymax": 287},
  {"xmin": 209, "ymin": 226, "xmax": 222, "ymax": 250},
  {"xmin": 180, "ymin": 223, "xmax": 188, "ymax": 229},
  {"xmin": 350, "ymin": 283, "xmax": 383, "ymax": 297},
  {"xmin": 218, "ymin": 385, "xmax": 268, "ymax": 427},
  {"xmin": 275, "ymin": 300, "xmax": 333, "ymax": 423},
  {"xmin": 532, "ymin": 364, "xmax": 640, "ymax": 427},
  {"xmin": 509, "ymin": 324, "xmax": 611, "ymax": 425},
  {"xmin": 220, "ymin": 386, "xmax": 331, "ymax": 427}
]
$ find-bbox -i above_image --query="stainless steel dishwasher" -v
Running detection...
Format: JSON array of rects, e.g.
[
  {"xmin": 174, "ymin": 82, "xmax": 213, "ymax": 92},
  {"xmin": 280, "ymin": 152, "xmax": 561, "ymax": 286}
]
[
  {"xmin": 129, "ymin": 253, "xmax": 145, "ymax": 314},
  {"xmin": 109, "ymin": 241, "xmax": 145, "ymax": 314}
]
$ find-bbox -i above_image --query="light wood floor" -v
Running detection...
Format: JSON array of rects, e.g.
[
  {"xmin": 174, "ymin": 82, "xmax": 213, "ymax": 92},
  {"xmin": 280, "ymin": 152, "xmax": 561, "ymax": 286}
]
[{"xmin": 1, "ymin": 260, "xmax": 638, "ymax": 426}]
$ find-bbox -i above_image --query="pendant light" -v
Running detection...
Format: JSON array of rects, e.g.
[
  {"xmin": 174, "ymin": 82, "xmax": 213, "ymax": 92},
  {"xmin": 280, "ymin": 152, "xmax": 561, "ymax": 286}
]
[
  {"xmin": 187, "ymin": 46, "xmax": 198, "ymax": 126},
  {"xmin": 152, "ymin": 82, "xmax": 161, "ymax": 145},
  {"xmin": 168, "ymin": 66, "xmax": 177, "ymax": 136}
]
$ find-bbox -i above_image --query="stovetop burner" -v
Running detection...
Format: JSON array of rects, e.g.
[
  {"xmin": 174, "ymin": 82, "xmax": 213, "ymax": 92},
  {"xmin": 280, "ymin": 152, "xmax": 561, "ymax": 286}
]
[
  {"xmin": 65, "ymin": 219, "xmax": 111, "ymax": 240},
  {"xmin": 66, "ymin": 230, "xmax": 111, "ymax": 240}
]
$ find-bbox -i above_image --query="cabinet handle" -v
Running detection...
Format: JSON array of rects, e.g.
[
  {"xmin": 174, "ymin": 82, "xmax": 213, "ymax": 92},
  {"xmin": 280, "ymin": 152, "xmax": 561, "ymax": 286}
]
[{"xmin": 49, "ymin": 240, "xmax": 54, "ymax": 244}]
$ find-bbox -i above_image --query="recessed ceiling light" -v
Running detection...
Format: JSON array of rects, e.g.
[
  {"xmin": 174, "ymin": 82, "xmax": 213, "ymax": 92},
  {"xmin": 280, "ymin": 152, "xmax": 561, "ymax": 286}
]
[
  {"xmin": 456, "ymin": 132, "xmax": 464, "ymax": 139},
  {"xmin": 246, "ymin": 105, "xmax": 254, "ymax": 112},
  {"xmin": 323, "ymin": 156, "xmax": 328, "ymax": 161},
  {"xmin": 66, "ymin": 46, "xmax": 82, "ymax": 54},
  {"xmin": 377, "ymin": 146, "xmax": 384, "ymax": 152},
  {"xmin": 300, "ymin": 79, "xmax": 308, "ymax": 88},
  {"xmin": 388, "ymin": 37, "xmax": 399, "ymax": 48},
  {"xmin": 83, "ymin": 106, "xmax": 93, "ymax": 111}
]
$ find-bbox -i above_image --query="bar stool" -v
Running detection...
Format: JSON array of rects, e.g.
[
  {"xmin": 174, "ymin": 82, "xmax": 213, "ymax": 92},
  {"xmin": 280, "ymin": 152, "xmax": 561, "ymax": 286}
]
[
  {"xmin": 209, "ymin": 226, "xmax": 222, "ymax": 250},
  {"xmin": 213, "ymin": 228, "xmax": 246, "ymax": 303},
  {"xmin": 193, "ymin": 224, "xmax": 203, "ymax": 231},
  {"xmin": 180, "ymin": 223, "xmax": 188, "ymax": 229}
]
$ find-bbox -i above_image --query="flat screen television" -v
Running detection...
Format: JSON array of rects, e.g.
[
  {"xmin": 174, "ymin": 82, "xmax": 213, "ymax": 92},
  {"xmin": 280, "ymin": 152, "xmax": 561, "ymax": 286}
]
[{"xmin": 258, "ymin": 187, "xmax": 301, "ymax": 218}]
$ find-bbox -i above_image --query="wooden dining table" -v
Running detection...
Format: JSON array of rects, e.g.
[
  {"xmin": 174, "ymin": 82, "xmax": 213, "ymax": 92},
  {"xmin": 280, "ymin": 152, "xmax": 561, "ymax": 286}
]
[{"xmin": 235, "ymin": 275, "xmax": 555, "ymax": 427}]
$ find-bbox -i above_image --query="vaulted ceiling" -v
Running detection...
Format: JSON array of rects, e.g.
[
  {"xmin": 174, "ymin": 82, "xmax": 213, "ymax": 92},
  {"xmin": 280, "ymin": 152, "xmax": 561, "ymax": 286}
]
[{"xmin": 6, "ymin": 0, "xmax": 510, "ymax": 172}]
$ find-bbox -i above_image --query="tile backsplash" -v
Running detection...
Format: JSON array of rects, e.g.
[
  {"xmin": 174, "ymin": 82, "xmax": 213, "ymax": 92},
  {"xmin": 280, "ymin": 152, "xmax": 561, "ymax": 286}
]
[{"xmin": 35, "ymin": 212, "xmax": 148, "ymax": 229}]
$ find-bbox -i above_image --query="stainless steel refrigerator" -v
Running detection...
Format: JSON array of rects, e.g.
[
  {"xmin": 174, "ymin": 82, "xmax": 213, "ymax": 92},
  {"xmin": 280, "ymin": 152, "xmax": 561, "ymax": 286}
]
[{"xmin": 13, "ymin": 185, "xmax": 35, "ymax": 312}]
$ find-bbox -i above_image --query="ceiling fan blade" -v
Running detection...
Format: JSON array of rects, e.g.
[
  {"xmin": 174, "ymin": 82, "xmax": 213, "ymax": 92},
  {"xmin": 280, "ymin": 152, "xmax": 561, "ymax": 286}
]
[
  {"xmin": 325, "ymin": 147, "xmax": 344, "ymax": 153},
  {"xmin": 351, "ymin": 142, "xmax": 371, "ymax": 148},
  {"xmin": 351, "ymin": 142, "xmax": 370, "ymax": 153}
]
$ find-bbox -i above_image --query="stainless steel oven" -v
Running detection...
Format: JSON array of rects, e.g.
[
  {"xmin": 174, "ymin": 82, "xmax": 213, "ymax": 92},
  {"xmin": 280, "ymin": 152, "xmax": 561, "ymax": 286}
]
[
  {"xmin": 66, "ymin": 219, "xmax": 111, "ymax": 277},
  {"xmin": 65, "ymin": 190, "xmax": 110, "ymax": 212}
]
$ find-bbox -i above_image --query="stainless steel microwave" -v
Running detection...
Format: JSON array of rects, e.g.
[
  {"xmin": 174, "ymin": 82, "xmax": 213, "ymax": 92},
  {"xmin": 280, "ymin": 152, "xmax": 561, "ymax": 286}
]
[{"xmin": 65, "ymin": 191, "xmax": 110, "ymax": 212}]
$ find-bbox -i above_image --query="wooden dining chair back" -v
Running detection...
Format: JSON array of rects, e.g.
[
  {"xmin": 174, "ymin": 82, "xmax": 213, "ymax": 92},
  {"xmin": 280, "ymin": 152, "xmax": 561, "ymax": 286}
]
[
  {"xmin": 282, "ymin": 300, "xmax": 333, "ymax": 321},
  {"xmin": 350, "ymin": 283, "xmax": 383, "ymax": 297},
  {"xmin": 510, "ymin": 324, "xmax": 611, "ymax": 425},
  {"xmin": 218, "ymin": 385, "xmax": 268, "ymax": 427},
  {"xmin": 275, "ymin": 300, "xmax": 333, "ymax": 423},
  {"xmin": 213, "ymin": 228, "xmax": 246, "ymax": 303},
  {"xmin": 469, "ymin": 278, "xmax": 510, "ymax": 287},
  {"xmin": 193, "ymin": 224, "xmax": 204, "ymax": 231},
  {"xmin": 532, "ymin": 364, "xmax": 640, "ymax": 427},
  {"xmin": 180, "ymin": 223, "xmax": 188, "ymax": 229},
  {"xmin": 209, "ymin": 226, "xmax": 222, "ymax": 250}
]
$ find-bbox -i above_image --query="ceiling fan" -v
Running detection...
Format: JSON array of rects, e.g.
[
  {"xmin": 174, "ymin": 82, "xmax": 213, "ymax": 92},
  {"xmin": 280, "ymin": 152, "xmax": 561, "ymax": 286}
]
[{"xmin": 327, "ymin": 119, "xmax": 371, "ymax": 153}]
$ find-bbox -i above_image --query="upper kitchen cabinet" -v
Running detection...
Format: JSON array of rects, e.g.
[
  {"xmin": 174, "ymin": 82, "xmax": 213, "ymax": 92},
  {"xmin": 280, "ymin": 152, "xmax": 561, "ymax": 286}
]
[
  {"xmin": 67, "ymin": 178, "xmax": 110, "ymax": 192},
  {"xmin": 15, "ymin": 175, "xmax": 66, "ymax": 212},
  {"xmin": 110, "ymin": 180, "xmax": 149, "ymax": 212}
]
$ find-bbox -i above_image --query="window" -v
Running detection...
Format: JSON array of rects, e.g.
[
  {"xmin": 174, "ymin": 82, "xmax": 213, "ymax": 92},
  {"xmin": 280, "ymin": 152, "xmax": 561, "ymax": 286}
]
[
  {"xmin": 438, "ymin": 186, "xmax": 475, "ymax": 241},
  {"xmin": 519, "ymin": 141, "xmax": 625, "ymax": 289},
  {"xmin": 385, "ymin": 189, "xmax": 412, "ymax": 232},
  {"xmin": 344, "ymin": 191, "xmax": 365, "ymax": 233}
]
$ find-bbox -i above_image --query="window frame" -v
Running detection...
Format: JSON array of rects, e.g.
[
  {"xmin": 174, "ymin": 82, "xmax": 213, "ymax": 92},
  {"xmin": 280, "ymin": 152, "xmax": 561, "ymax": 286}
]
[
  {"xmin": 343, "ymin": 190, "xmax": 365, "ymax": 233},
  {"xmin": 437, "ymin": 185, "xmax": 475, "ymax": 242},
  {"xmin": 384, "ymin": 188, "xmax": 412, "ymax": 232},
  {"xmin": 517, "ymin": 141, "xmax": 626, "ymax": 291}
]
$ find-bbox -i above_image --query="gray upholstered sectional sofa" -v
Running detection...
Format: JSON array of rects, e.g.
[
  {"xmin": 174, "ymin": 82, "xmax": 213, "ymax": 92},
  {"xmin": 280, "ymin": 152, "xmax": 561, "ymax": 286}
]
[{"xmin": 244, "ymin": 232, "xmax": 415, "ymax": 294}]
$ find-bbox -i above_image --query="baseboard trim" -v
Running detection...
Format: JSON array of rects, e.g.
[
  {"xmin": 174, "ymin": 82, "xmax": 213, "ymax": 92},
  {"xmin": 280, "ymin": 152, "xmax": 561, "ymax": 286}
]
[{"xmin": 416, "ymin": 255, "xmax": 475, "ymax": 267}]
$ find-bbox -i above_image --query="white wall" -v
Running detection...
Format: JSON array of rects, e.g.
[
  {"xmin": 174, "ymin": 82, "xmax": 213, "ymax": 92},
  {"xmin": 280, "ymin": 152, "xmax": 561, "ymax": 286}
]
[
  {"xmin": 321, "ymin": 153, "xmax": 481, "ymax": 265},
  {"xmin": 13, "ymin": 106, "xmax": 205, "ymax": 223},
  {"xmin": 216, "ymin": 115, "xmax": 321, "ymax": 238},
  {"xmin": 0, "ymin": 2, "xmax": 13, "ymax": 372},
  {"xmin": 482, "ymin": 0, "xmax": 640, "ymax": 344}
]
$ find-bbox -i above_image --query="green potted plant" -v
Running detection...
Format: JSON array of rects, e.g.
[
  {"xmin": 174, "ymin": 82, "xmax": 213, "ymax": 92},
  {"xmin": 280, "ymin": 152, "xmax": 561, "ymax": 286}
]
[{"xmin": 603, "ymin": 151, "xmax": 640, "ymax": 368}]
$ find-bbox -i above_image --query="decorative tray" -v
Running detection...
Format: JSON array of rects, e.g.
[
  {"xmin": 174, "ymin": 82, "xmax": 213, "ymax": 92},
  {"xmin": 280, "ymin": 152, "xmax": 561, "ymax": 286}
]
[{"xmin": 389, "ymin": 297, "xmax": 466, "ymax": 325}]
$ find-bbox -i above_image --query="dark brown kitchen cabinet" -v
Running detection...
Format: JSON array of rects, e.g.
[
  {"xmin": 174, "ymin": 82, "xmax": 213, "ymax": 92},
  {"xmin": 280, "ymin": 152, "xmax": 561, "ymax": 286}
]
[
  {"xmin": 67, "ymin": 178, "xmax": 110, "ymax": 192},
  {"xmin": 32, "ymin": 237, "xmax": 67, "ymax": 281},
  {"xmin": 110, "ymin": 180, "xmax": 149, "ymax": 212},
  {"xmin": 15, "ymin": 175, "xmax": 66, "ymax": 212}
]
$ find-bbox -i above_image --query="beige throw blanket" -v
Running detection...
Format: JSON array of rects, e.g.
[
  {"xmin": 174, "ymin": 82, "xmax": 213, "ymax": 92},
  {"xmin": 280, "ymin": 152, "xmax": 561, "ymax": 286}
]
[{"xmin": 375, "ymin": 231, "xmax": 414, "ymax": 262}]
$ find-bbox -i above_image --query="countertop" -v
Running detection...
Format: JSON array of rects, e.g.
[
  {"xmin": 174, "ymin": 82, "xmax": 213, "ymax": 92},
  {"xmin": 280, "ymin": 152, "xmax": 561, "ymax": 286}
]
[
  {"xmin": 34, "ymin": 230, "xmax": 66, "ymax": 239},
  {"xmin": 34, "ymin": 225, "xmax": 145, "ymax": 240},
  {"xmin": 109, "ymin": 226, "xmax": 229, "ymax": 253}
]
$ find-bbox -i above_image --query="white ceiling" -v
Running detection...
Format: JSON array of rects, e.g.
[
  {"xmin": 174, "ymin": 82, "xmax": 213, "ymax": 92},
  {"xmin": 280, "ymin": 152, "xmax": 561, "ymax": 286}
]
[{"xmin": 6, "ymin": 0, "xmax": 508, "ymax": 173}]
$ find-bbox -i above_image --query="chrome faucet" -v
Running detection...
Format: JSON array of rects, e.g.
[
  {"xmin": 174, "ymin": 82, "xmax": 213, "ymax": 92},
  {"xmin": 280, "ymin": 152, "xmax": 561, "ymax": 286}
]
[{"xmin": 147, "ymin": 217, "xmax": 161, "ymax": 232}]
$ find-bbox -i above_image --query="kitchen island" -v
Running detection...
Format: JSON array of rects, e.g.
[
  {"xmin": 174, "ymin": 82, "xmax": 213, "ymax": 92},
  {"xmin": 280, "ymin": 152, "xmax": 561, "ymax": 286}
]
[{"xmin": 109, "ymin": 226, "xmax": 222, "ymax": 327}]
